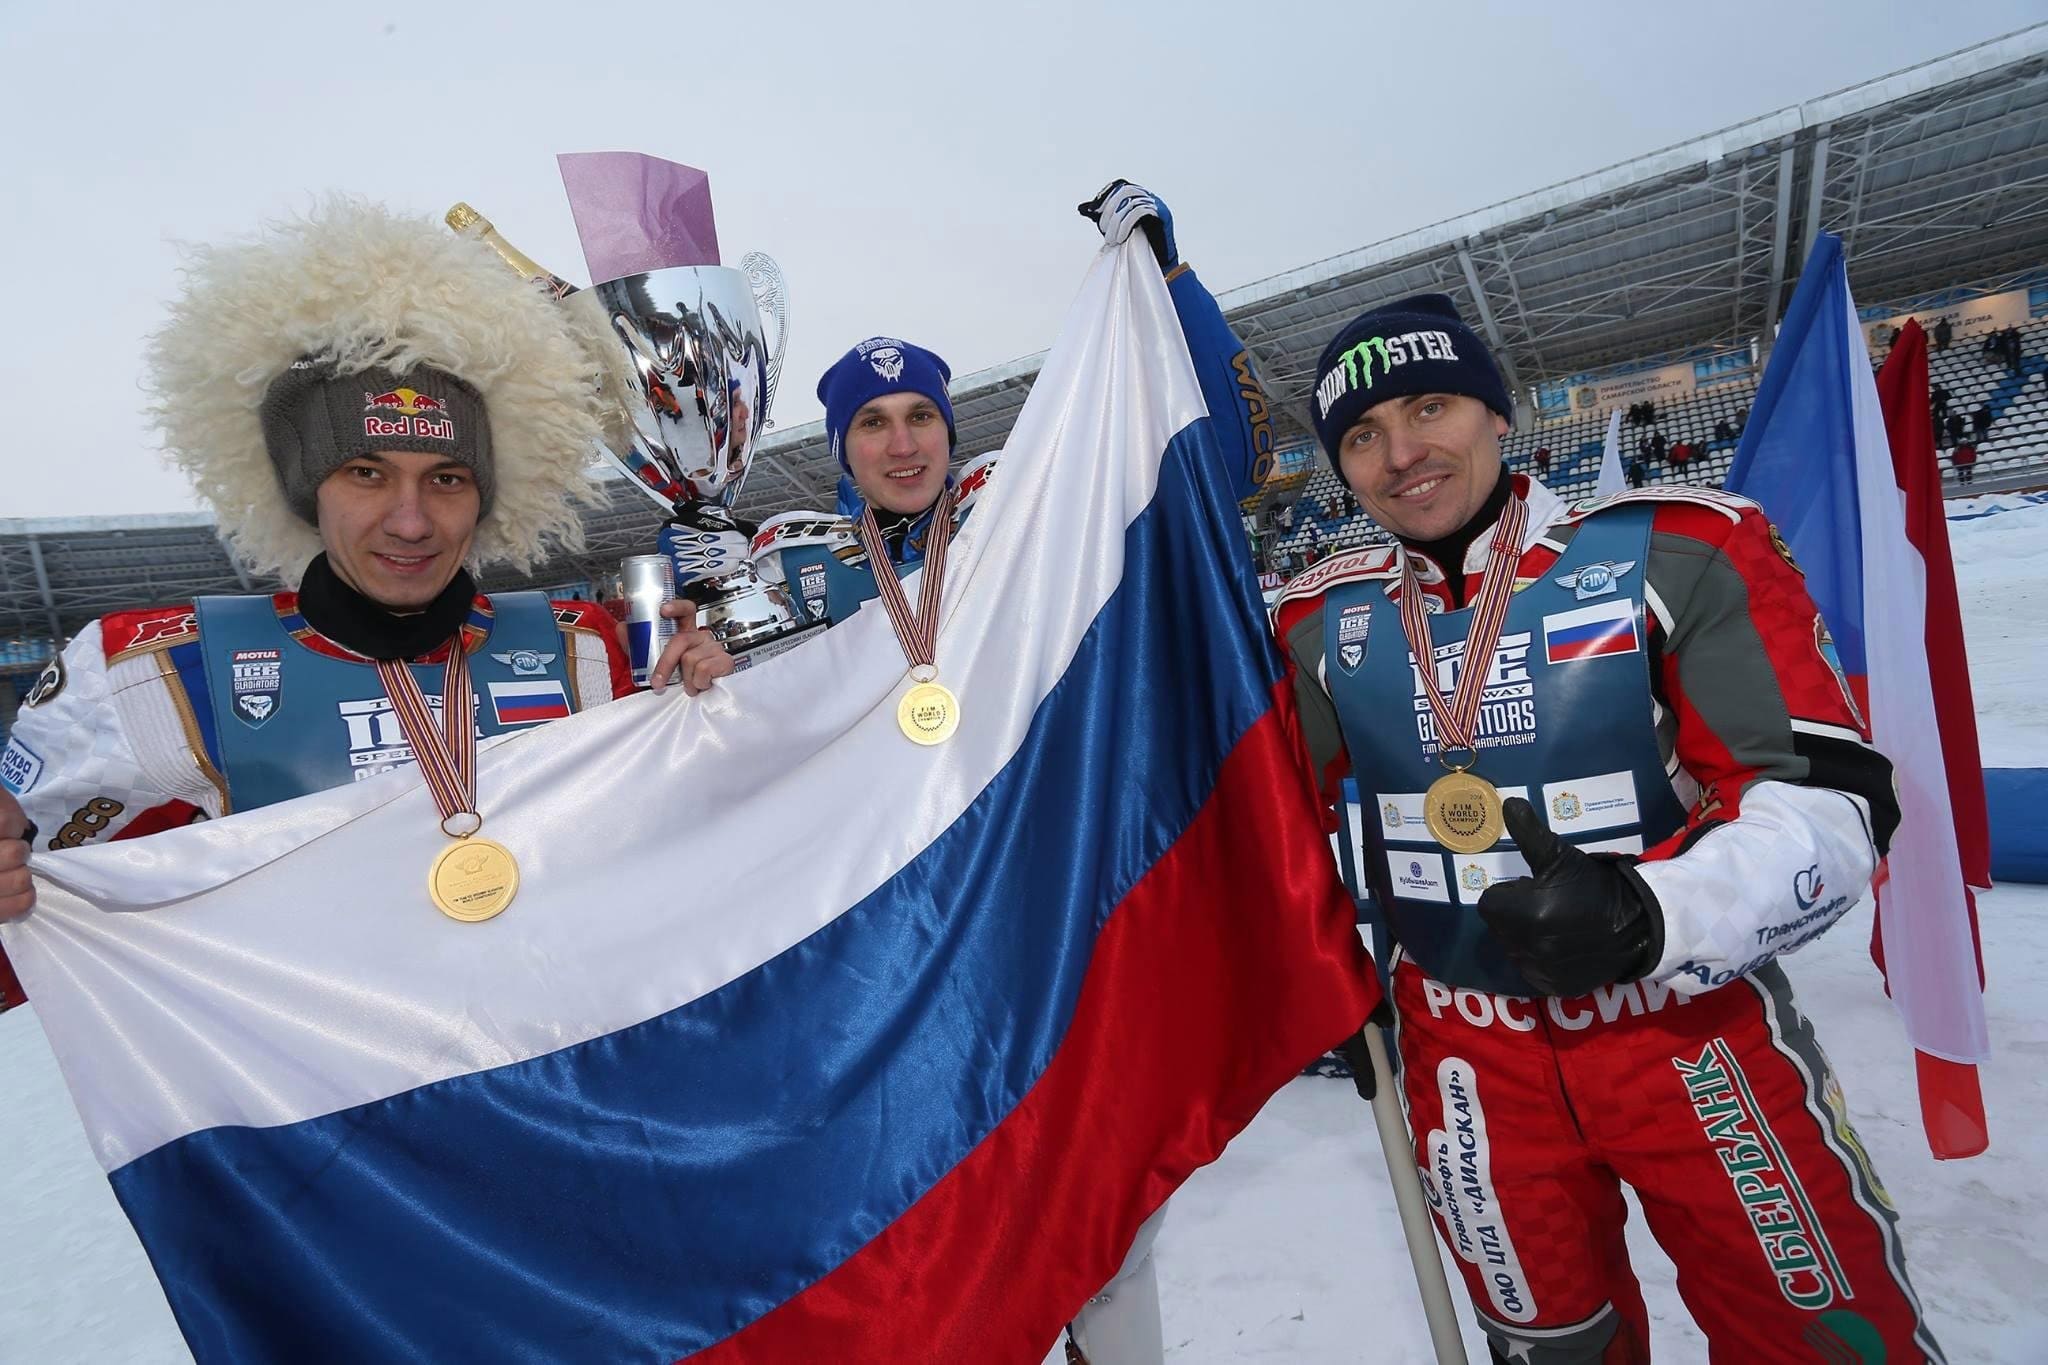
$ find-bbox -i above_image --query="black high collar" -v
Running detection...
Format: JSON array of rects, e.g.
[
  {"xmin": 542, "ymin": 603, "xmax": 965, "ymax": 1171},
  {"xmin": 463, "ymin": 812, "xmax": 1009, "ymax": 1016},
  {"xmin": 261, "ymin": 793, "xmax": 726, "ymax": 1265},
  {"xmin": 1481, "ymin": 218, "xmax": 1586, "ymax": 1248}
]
[
  {"xmin": 1396, "ymin": 465, "xmax": 1513, "ymax": 609},
  {"xmin": 295, "ymin": 553, "xmax": 478, "ymax": 661}
]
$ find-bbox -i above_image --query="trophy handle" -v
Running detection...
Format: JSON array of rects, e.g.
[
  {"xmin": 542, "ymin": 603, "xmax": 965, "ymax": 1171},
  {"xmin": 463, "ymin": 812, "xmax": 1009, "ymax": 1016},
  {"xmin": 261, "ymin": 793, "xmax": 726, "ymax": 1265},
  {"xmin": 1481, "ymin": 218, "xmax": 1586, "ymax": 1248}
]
[{"xmin": 742, "ymin": 251, "xmax": 789, "ymax": 427}]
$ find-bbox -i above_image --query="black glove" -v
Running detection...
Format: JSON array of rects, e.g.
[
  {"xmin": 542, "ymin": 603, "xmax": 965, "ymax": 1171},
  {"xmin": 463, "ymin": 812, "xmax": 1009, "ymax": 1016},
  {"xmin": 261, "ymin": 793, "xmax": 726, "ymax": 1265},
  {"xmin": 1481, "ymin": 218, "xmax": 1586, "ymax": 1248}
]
[
  {"xmin": 1475, "ymin": 797, "xmax": 1664, "ymax": 997},
  {"xmin": 1335, "ymin": 1029, "xmax": 1378, "ymax": 1103}
]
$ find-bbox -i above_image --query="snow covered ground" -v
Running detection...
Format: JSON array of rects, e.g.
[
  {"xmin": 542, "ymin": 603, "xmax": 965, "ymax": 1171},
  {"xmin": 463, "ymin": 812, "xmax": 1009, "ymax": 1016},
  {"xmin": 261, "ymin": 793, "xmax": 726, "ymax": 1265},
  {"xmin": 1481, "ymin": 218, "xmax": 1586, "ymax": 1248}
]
[{"xmin": 5, "ymin": 496, "xmax": 2045, "ymax": 1364}]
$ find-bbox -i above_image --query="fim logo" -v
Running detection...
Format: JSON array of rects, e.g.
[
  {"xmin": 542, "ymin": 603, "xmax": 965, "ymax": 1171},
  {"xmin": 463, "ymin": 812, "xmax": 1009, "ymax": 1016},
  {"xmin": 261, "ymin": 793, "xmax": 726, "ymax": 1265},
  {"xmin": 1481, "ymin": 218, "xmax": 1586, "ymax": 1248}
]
[
  {"xmin": 1553, "ymin": 558, "xmax": 1636, "ymax": 601},
  {"xmin": 491, "ymin": 650, "xmax": 556, "ymax": 678}
]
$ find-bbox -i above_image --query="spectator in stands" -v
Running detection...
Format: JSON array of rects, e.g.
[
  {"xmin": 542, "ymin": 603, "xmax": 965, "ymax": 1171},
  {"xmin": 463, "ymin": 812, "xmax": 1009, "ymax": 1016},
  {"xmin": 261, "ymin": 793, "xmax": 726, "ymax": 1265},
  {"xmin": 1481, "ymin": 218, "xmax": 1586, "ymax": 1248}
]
[
  {"xmin": 1627, "ymin": 458, "xmax": 1647, "ymax": 489},
  {"xmin": 1983, "ymin": 325, "xmax": 2020, "ymax": 373},
  {"xmin": 1713, "ymin": 417, "xmax": 1735, "ymax": 443},
  {"xmin": 1640, "ymin": 400, "xmax": 1657, "ymax": 426},
  {"xmin": 1636, "ymin": 433, "xmax": 1654, "ymax": 463},
  {"xmin": 1343, "ymin": 490, "xmax": 1360, "ymax": 518},
  {"xmin": 1734, "ymin": 404, "xmax": 1748, "ymax": 431},
  {"xmin": 1532, "ymin": 445, "xmax": 1551, "ymax": 474},
  {"xmin": 1932, "ymin": 317, "xmax": 1953, "ymax": 352},
  {"xmin": 1951, "ymin": 441, "xmax": 1978, "ymax": 485},
  {"xmin": 1668, "ymin": 439, "xmax": 1692, "ymax": 470},
  {"xmin": 1945, "ymin": 411, "xmax": 1967, "ymax": 445},
  {"xmin": 1971, "ymin": 403, "xmax": 1993, "ymax": 440},
  {"xmin": 1931, "ymin": 383, "xmax": 1951, "ymax": 433},
  {"xmin": 1649, "ymin": 430, "xmax": 1667, "ymax": 462}
]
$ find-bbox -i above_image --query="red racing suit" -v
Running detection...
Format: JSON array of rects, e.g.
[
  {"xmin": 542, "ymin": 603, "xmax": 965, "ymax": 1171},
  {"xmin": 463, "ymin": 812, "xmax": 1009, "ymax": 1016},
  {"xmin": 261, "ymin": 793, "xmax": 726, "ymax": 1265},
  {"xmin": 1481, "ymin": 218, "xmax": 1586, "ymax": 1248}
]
[{"xmin": 1273, "ymin": 476, "xmax": 1941, "ymax": 1364}]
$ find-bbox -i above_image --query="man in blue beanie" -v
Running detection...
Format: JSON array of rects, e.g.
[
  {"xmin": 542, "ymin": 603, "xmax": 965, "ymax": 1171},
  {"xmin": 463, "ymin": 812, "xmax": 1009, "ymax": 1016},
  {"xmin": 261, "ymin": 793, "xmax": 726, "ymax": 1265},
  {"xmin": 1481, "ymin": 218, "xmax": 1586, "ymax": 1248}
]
[
  {"xmin": 756, "ymin": 181, "xmax": 1278, "ymax": 645},
  {"xmin": 1271, "ymin": 296, "xmax": 1938, "ymax": 1362},
  {"xmin": 748, "ymin": 183, "xmax": 1281, "ymax": 1365}
]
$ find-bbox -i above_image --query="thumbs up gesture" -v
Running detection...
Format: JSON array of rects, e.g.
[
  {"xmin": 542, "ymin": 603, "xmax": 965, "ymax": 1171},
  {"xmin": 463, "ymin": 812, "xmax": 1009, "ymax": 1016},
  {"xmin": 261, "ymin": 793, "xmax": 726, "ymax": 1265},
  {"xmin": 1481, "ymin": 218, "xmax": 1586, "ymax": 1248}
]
[{"xmin": 1476, "ymin": 797, "xmax": 1664, "ymax": 997}]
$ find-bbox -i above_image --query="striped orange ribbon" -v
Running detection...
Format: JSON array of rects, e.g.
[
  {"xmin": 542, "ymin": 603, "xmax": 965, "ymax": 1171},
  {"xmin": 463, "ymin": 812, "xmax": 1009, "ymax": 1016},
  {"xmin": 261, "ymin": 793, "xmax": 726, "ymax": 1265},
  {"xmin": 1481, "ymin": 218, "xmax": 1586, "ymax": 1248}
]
[
  {"xmin": 1396, "ymin": 492, "xmax": 1530, "ymax": 762},
  {"xmin": 854, "ymin": 489, "xmax": 958, "ymax": 680},
  {"xmin": 374, "ymin": 642, "xmax": 480, "ymax": 836}
]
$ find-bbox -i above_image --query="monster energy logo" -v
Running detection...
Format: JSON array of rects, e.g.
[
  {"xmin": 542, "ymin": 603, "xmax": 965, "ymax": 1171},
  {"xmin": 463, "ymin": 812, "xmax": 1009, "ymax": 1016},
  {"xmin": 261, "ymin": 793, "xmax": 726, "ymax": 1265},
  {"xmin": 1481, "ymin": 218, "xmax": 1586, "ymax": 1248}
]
[{"xmin": 1315, "ymin": 328, "xmax": 1461, "ymax": 419}]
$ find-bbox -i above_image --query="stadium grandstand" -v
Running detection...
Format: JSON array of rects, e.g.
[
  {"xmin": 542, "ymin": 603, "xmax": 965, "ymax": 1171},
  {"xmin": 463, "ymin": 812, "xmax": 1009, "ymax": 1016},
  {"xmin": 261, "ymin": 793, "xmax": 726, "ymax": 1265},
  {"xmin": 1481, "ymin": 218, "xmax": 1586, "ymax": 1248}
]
[{"xmin": 6, "ymin": 23, "xmax": 2048, "ymax": 729}]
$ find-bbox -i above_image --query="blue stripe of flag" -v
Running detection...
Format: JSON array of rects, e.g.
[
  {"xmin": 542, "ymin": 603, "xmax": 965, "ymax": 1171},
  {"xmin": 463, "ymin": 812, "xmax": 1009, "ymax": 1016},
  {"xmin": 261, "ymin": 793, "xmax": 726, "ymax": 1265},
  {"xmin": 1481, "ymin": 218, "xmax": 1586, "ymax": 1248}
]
[{"xmin": 109, "ymin": 418, "xmax": 1278, "ymax": 1364}]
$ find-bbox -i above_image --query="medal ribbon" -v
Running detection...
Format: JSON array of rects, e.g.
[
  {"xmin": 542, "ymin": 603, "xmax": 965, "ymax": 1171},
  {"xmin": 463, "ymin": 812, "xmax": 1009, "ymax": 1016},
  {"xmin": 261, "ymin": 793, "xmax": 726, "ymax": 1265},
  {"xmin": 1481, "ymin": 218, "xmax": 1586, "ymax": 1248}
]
[
  {"xmin": 374, "ymin": 639, "xmax": 480, "ymax": 834},
  {"xmin": 1396, "ymin": 492, "xmax": 1530, "ymax": 758},
  {"xmin": 854, "ymin": 489, "xmax": 957, "ymax": 677}
]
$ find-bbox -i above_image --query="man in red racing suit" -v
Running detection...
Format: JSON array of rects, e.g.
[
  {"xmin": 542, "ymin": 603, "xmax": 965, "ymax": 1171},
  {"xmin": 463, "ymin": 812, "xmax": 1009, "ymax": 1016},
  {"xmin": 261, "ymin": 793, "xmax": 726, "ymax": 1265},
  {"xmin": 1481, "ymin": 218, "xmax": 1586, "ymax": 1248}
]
[{"xmin": 1273, "ymin": 292, "xmax": 1942, "ymax": 1363}]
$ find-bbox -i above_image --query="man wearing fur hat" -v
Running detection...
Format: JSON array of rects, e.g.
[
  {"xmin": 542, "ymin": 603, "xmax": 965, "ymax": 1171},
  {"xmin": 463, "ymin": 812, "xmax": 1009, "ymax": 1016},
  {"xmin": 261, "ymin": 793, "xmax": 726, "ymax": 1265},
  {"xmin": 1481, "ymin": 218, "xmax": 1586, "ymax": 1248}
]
[
  {"xmin": 1272, "ymin": 295, "xmax": 1940, "ymax": 1362},
  {"xmin": 0, "ymin": 201, "xmax": 635, "ymax": 960}
]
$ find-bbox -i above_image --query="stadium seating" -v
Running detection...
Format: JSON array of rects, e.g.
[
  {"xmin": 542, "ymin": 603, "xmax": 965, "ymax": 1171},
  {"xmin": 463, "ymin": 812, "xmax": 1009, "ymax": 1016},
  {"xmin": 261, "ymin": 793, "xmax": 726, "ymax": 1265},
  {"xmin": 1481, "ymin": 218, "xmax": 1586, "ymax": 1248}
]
[
  {"xmin": 1255, "ymin": 312, "xmax": 2048, "ymax": 573},
  {"xmin": 1259, "ymin": 377, "xmax": 1760, "ymax": 567},
  {"xmin": 1901, "ymin": 315, "xmax": 2048, "ymax": 490}
]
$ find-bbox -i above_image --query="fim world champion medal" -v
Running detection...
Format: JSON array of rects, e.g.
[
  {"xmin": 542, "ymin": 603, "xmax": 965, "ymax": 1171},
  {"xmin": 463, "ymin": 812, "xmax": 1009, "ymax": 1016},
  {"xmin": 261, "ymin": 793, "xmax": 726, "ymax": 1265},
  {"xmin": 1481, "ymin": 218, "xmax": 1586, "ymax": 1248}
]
[
  {"xmin": 374, "ymin": 643, "xmax": 518, "ymax": 922},
  {"xmin": 854, "ymin": 489, "xmax": 961, "ymax": 746},
  {"xmin": 1398, "ymin": 492, "xmax": 1530, "ymax": 857},
  {"xmin": 1423, "ymin": 765, "xmax": 1504, "ymax": 853}
]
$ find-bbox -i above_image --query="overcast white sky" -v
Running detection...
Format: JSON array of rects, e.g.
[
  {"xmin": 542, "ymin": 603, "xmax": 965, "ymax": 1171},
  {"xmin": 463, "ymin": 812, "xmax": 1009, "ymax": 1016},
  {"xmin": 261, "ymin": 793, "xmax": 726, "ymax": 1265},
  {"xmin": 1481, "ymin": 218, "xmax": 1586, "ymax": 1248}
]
[{"xmin": 2, "ymin": 0, "xmax": 2040, "ymax": 519}]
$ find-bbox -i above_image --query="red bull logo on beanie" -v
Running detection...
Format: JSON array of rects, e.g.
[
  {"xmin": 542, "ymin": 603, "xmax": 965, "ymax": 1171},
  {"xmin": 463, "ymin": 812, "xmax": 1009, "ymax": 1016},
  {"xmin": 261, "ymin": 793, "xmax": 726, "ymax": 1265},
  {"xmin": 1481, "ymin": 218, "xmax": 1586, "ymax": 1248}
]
[{"xmin": 363, "ymin": 388, "xmax": 456, "ymax": 441}]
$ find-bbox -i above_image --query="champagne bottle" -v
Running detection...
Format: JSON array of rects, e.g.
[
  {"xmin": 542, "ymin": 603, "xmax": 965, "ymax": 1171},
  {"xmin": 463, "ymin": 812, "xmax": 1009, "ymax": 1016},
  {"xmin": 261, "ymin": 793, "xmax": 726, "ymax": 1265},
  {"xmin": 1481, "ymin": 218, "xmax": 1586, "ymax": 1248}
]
[{"xmin": 445, "ymin": 203, "xmax": 579, "ymax": 299}]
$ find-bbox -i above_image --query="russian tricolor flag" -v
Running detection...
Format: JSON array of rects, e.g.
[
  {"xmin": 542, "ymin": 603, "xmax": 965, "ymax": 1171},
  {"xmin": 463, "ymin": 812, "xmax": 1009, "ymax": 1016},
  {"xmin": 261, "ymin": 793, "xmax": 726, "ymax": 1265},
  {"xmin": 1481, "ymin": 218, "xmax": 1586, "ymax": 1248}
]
[
  {"xmin": 1, "ymin": 241, "xmax": 1377, "ymax": 1360},
  {"xmin": 1726, "ymin": 233, "xmax": 1990, "ymax": 1159},
  {"xmin": 489, "ymin": 678, "xmax": 574, "ymax": 726},
  {"xmin": 1542, "ymin": 599, "xmax": 1640, "ymax": 665}
]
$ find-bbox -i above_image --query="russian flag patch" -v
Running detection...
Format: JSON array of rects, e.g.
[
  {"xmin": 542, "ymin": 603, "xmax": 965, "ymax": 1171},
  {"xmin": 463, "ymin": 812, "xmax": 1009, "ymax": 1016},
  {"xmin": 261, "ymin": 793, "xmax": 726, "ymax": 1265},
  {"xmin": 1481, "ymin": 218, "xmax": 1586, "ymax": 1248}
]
[
  {"xmin": 487, "ymin": 679, "xmax": 572, "ymax": 727},
  {"xmin": 1542, "ymin": 599, "xmax": 1640, "ymax": 664}
]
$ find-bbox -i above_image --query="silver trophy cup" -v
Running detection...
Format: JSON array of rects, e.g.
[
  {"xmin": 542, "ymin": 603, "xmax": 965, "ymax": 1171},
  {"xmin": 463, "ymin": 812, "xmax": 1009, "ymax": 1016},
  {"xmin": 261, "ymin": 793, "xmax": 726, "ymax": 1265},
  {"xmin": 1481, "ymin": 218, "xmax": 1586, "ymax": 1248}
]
[{"xmin": 591, "ymin": 256, "xmax": 820, "ymax": 658}]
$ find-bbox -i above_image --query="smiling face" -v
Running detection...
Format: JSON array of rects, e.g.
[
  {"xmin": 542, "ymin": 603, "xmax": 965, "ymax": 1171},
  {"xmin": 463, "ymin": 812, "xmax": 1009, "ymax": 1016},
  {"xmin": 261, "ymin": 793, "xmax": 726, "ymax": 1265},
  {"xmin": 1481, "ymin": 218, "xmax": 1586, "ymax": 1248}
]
[
  {"xmin": 315, "ymin": 450, "xmax": 481, "ymax": 609},
  {"xmin": 1335, "ymin": 393, "xmax": 1509, "ymax": 542},
  {"xmin": 844, "ymin": 391, "xmax": 951, "ymax": 515}
]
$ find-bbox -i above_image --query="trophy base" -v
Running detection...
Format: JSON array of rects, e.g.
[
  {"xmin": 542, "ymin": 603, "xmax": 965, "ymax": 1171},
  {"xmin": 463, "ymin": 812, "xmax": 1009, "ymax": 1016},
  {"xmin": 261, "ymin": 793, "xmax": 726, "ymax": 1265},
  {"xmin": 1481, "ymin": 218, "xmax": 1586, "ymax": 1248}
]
[
  {"xmin": 682, "ymin": 562, "xmax": 827, "ymax": 662},
  {"xmin": 730, "ymin": 619, "xmax": 831, "ymax": 671}
]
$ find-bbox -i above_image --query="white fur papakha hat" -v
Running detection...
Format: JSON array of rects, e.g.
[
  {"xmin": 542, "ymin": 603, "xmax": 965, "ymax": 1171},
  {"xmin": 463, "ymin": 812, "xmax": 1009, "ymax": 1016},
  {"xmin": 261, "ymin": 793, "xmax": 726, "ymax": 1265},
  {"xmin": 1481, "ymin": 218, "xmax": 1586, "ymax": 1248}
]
[{"xmin": 146, "ymin": 198, "xmax": 608, "ymax": 585}]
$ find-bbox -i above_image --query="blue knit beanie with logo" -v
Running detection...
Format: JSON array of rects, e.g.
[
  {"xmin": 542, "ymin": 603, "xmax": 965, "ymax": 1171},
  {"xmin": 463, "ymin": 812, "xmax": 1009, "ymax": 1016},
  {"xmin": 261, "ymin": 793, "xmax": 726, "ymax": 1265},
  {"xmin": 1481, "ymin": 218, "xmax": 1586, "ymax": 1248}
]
[
  {"xmin": 1309, "ymin": 294, "xmax": 1511, "ymax": 460},
  {"xmin": 817, "ymin": 337, "xmax": 955, "ymax": 471}
]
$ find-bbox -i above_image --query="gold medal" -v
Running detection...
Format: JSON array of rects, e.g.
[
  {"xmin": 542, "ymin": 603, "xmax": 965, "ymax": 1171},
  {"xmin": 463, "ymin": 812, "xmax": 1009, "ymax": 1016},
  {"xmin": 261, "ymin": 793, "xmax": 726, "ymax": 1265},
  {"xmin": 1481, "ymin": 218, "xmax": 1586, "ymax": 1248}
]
[
  {"xmin": 1423, "ymin": 769, "xmax": 1504, "ymax": 854},
  {"xmin": 428, "ymin": 837, "xmax": 521, "ymax": 923},
  {"xmin": 898, "ymin": 680, "xmax": 960, "ymax": 745}
]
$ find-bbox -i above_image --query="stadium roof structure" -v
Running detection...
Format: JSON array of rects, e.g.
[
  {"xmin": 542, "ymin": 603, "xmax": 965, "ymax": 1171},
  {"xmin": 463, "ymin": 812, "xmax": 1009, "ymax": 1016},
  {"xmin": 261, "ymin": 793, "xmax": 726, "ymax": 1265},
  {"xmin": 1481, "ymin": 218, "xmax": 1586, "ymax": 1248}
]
[{"xmin": 7, "ymin": 23, "xmax": 2048, "ymax": 654}]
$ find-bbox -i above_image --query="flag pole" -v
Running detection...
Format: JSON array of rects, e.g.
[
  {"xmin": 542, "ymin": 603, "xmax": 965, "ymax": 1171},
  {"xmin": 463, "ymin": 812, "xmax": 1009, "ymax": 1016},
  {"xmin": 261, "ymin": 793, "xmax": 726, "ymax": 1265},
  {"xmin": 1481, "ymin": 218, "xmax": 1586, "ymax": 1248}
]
[{"xmin": 1359, "ymin": 1025, "xmax": 1468, "ymax": 1363}]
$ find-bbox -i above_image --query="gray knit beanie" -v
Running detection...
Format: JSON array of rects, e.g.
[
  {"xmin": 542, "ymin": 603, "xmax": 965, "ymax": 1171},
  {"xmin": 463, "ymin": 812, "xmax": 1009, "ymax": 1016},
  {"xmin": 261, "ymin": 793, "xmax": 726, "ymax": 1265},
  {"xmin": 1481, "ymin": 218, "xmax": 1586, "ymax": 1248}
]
[{"xmin": 258, "ymin": 359, "xmax": 494, "ymax": 523}]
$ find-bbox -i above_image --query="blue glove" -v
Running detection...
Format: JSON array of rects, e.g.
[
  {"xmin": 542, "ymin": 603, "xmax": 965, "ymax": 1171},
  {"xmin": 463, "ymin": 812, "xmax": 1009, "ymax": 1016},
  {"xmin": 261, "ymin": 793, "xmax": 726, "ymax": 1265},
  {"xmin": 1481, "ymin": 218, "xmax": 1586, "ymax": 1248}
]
[{"xmin": 1077, "ymin": 179, "xmax": 1178, "ymax": 270}]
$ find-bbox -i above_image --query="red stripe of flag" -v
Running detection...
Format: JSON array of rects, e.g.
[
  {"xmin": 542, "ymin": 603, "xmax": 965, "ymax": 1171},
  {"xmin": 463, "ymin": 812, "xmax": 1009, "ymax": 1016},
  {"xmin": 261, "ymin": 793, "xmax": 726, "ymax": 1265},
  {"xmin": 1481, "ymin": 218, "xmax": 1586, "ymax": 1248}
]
[
  {"xmin": 1872, "ymin": 319, "xmax": 1989, "ymax": 1160},
  {"xmin": 682, "ymin": 686, "xmax": 1379, "ymax": 1361}
]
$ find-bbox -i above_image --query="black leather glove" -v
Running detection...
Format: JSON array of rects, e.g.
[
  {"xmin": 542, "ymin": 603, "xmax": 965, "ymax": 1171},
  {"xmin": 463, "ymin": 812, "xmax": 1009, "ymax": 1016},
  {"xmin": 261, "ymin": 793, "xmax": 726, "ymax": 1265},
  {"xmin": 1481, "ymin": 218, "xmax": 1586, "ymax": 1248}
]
[{"xmin": 1475, "ymin": 797, "xmax": 1664, "ymax": 997}]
